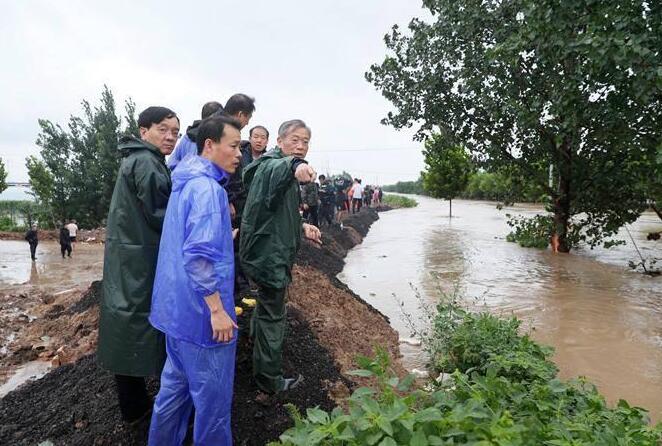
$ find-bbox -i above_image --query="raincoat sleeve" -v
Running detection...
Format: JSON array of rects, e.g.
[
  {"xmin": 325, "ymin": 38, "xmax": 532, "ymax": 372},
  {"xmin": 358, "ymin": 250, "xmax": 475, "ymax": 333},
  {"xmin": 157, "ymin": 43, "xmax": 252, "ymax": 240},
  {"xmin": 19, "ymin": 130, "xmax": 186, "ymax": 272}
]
[
  {"xmin": 134, "ymin": 158, "xmax": 171, "ymax": 233},
  {"xmin": 264, "ymin": 157, "xmax": 302, "ymax": 211},
  {"xmin": 182, "ymin": 188, "xmax": 225, "ymax": 299}
]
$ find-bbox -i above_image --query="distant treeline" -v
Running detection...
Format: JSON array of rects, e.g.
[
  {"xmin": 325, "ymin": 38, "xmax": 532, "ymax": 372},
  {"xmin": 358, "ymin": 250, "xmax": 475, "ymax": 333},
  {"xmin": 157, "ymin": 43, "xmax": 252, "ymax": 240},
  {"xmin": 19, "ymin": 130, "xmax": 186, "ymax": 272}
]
[{"xmin": 384, "ymin": 170, "xmax": 547, "ymax": 204}]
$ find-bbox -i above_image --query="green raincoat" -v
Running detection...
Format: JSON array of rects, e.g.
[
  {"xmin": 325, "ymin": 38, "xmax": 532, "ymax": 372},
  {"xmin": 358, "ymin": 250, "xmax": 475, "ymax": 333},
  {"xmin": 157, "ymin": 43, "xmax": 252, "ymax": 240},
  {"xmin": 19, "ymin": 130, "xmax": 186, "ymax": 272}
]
[
  {"xmin": 240, "ymin": 147, "xmax": 302, "ymax": 289},
  {"xmin": 98, "ymin": 136, "xmax": 171, "ymax": 376}
]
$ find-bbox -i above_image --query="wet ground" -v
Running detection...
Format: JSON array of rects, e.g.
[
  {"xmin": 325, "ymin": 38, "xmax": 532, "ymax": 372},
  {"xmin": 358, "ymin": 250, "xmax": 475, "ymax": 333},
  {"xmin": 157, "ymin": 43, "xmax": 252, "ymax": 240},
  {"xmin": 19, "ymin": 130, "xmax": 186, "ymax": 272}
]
[
  {"xmin": 340, "ymin": 197, "xmax": 662, "ymax": 421},
  {"xmin": 0, "ymin": 241, "xmax": 104, "ymax": 294}
]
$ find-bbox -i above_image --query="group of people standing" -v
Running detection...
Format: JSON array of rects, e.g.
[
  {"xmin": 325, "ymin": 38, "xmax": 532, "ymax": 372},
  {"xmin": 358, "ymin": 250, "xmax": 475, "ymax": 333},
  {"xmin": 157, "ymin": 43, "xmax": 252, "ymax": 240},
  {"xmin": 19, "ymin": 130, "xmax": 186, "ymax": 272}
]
[
  {"xmin": 299, "ymin": 175, "xmax": 382, "ymax": 228},
  {"xmin": 96, "ymin": 95, "xmax": 321, "ymax": 445},
  {"xmin": 24, "ymin": 219, "xmax": 78, "ymax": 261}
]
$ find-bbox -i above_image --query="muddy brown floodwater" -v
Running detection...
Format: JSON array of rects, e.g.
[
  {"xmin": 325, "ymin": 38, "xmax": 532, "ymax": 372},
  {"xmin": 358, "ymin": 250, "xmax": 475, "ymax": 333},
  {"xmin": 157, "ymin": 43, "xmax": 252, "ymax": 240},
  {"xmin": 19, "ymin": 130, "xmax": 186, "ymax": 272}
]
[
  {"xmin": 340, "ymin": 196, "xmax": 662, "ymax": 422},
  {"xmin": 0, "ymin": 241, "xmax": 104, "ymax": 294}
]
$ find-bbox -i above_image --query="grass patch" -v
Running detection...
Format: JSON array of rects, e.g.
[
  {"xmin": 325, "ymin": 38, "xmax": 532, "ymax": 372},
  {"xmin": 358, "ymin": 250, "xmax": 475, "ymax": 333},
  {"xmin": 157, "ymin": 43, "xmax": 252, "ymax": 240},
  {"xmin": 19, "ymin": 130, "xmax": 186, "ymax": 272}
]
[{"xmin": 382, "ymin": 194, "xmax": 418, "ymax": 208}]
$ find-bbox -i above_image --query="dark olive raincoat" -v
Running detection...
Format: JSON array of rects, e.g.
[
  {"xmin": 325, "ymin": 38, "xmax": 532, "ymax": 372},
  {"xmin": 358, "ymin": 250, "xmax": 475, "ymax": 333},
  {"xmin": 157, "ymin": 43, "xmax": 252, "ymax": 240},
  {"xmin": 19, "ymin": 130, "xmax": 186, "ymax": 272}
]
[
  {"xmin": 98, "ymin": 136, "xmax": 171, "ymax": 376},
  {"xmin": 239, "ymin": 147, "xmax": 303, "ymax": 289}
]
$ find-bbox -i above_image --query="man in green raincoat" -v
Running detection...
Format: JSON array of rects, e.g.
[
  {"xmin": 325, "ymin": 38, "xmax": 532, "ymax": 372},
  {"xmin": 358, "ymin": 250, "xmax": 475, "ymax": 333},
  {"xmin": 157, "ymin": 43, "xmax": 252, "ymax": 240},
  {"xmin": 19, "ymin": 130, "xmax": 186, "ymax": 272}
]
[
  {"xmin": 240, "ymin": 119, "xmax": 322, "ymax": 393},
  {"xmin": 98, "ymin": 106, "xmax": 179, "ymax": 424}
]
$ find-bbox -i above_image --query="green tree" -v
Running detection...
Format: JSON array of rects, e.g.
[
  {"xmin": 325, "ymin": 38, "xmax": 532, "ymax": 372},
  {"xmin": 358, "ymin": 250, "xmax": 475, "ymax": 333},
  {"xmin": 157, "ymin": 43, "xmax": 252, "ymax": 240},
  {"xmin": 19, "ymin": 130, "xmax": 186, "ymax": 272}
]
[
  {"xmin": 0, "ymin": 157, "xmax": 7, "ymax": 194},
  {"xmin": 26, "ymin": 155, "xmax": 57, "ymax": 227},
  {"xmin": 421, "ymin": 135, "xmax": 473, "ymax": 217},
  {"xmin": 367, "ymin": 0, "xmax": 661, "ymax": 252},
  {"xmin": 26, "ymin": 86, "xmax": 138, "ymax": 227}
]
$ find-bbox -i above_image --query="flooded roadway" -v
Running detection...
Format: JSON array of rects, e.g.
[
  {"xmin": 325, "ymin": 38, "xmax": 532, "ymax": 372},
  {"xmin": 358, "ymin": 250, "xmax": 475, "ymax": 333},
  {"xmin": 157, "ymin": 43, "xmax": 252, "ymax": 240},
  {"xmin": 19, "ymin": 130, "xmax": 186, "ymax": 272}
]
[{"xmin": 340, "ymin": 196, "xmax": 662, "ymax": 421}]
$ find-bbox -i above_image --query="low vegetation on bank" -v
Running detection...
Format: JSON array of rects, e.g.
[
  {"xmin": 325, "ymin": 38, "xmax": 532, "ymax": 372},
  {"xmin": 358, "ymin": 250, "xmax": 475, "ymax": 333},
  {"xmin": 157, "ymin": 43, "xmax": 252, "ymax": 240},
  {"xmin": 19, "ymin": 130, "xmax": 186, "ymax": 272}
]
[
  {"xmin": 272, "ymin": 295, "xmax": 662, "ymax": 445},
  {"xmin": 382, "ymin": 194, "xmax": 417, "ymax": 209}
]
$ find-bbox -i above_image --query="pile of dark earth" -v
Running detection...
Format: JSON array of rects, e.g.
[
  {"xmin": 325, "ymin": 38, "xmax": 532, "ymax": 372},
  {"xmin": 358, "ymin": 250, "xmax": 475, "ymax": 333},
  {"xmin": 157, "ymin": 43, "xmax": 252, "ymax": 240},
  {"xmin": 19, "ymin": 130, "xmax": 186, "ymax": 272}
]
[{"xmin": 0, "ymin": 307, "xmax": 349, "ymax": 446}]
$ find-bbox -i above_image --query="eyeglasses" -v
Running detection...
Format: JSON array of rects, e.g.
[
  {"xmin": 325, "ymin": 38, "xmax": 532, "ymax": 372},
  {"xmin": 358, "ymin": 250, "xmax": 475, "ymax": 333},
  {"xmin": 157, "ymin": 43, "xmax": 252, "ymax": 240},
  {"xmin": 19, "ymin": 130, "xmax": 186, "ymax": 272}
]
[{"xmin": 156, "ymin": 126, "xmax": 180, "ymax": 138}]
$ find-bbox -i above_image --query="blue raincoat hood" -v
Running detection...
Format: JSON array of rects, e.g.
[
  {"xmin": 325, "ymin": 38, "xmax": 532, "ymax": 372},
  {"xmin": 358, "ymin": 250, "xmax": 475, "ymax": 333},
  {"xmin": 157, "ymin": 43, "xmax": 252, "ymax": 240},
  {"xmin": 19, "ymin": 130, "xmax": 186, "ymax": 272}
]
[{"xmin": 171, "ymin": 154, "xmax": 230, "ymax": 192}]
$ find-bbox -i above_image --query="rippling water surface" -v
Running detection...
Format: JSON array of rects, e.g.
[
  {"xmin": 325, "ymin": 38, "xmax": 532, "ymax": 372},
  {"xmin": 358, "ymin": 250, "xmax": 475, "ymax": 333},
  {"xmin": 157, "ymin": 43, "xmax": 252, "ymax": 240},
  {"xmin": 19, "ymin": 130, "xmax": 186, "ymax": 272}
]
[{"xmin": 340, "ymin": 197, "xmax": 662, "ymax": 421}]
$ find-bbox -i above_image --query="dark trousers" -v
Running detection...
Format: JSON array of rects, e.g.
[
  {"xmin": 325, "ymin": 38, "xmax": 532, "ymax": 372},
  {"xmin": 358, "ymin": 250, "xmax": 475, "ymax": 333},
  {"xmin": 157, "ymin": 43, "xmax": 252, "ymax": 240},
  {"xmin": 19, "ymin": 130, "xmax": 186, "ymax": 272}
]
[
  {"xmin": 352, "ymin": 198, "xmax": 362, "ymax": 214},
  {"xmin": 320, "ymin": 203, "xmax": 334, "ymax": 226},
  {"xmin": 233, "ymin": 236, "xmax": 250, "ymax": 301},
  {"xmin": 250, "ymin": 285, "xmax": 287, "ymax": 393},
  {"xmin": 302, "ymin": 205, "xmax": 319, "ymax": 227},
  {"xmin": 61, "ymin": 244, "xmax": 72, "ymax": 258},
  {"xmin": 114, "ymin": 375, "xmax": 151, "ymax": 422},
  {"xmin": 29, "ymin": 242, "xmax": 37, "ymax": 260}
]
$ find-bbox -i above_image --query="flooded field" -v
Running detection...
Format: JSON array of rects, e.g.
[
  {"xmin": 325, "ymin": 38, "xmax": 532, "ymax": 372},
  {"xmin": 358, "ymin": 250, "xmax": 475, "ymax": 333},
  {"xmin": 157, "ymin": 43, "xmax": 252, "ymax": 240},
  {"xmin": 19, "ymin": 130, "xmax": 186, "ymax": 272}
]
[
  {"xmin": 0, "ymin": 241, "xmax": 104, "ymax": 294},
  {"xmin": 340, "ymin": 197, "xmax": 662, "ymax": 421}
]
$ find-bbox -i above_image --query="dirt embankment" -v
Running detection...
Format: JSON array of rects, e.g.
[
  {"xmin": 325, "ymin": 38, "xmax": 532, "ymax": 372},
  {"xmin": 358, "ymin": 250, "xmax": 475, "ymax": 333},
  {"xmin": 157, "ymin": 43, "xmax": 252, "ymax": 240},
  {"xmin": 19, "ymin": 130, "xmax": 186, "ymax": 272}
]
[{"xmin": 0, "ymin": 208, "xmax": 402, "ymax": 445}]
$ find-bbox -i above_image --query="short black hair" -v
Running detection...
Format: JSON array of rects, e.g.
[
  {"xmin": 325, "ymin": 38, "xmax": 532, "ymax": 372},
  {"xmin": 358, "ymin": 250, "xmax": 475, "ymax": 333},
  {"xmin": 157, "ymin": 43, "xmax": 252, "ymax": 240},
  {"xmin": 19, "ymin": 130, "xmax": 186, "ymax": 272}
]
[
  {"xmin": 138, "ymin": 106, "xmax": 178, "ymax": 128},
  {"xmin": 201, "ymin": 101, "xmax": 224, "ymax": 119},
  {"xmin": 224, "ymin": 94, "xmax": 255, "ymax": 116},
  {"xmin": 196, "ymin": 115, "xmax": 242, "ymax": 155},
  {"xmin": 249, "ymin": 125, "xmax": 269, "ymax": 138},
  {"xmin": 319, "ymin": 174, "xmax": 326, "ymax": 181}
]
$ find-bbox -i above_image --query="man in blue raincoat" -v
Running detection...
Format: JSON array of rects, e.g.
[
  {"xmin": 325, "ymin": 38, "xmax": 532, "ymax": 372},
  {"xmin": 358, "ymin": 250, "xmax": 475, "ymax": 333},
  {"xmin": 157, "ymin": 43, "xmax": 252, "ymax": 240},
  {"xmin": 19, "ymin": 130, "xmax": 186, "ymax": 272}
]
[{"xmin": 148, "ymin": 114, "xmax": 243, "ymax": 446}]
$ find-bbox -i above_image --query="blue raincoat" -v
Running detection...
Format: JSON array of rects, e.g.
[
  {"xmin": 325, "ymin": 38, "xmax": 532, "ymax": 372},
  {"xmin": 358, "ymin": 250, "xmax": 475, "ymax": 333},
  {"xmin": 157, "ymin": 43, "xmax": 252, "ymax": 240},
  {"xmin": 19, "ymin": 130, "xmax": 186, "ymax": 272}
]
[
  {"xmin": 167, "ymin": 134, "xmax": 198, "ymax": 171},
  {"xmin": 149, "ymin": 155, "xmax": 236, "ymax": 446}
]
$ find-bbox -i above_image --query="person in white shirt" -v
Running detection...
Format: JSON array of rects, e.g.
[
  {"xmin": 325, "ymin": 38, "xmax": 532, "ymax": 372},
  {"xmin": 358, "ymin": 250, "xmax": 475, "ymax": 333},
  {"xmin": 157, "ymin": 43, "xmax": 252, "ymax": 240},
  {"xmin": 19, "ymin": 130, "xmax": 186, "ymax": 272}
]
[
  {"xmin": 65, "ymin": 220, "xmax": 79, "ymax": 246},
  {"xmin": 351, "ymin": 179, "xmax": 363, "ymax": 214}
]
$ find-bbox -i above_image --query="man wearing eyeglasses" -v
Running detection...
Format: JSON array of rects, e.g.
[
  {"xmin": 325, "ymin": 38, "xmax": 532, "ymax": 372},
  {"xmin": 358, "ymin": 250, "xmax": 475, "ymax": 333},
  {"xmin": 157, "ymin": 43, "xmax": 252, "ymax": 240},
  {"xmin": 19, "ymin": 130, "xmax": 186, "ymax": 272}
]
[
  {"xmin": 98, "ymin": 106, "xmax": 179, "ymax": 426},
  {"xmin": 240, "ymin": 119, "xmax": 322, "ymax": 393}
]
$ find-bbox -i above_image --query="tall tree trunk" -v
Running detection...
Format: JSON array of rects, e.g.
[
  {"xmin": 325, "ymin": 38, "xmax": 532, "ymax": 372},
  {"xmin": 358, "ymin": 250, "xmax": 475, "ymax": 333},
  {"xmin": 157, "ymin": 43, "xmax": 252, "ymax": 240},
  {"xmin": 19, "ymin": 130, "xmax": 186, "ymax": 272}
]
[
  {"xmin": 449, "ymin": 198, "xmax": 452, "ymax": 218},
  {"xmin": 652, "ymin": 204, "xmax": 662, "ymax": 222},
  {"xmin": 554, "ymin": 140, "xmax": 572, "ymax": 252}
]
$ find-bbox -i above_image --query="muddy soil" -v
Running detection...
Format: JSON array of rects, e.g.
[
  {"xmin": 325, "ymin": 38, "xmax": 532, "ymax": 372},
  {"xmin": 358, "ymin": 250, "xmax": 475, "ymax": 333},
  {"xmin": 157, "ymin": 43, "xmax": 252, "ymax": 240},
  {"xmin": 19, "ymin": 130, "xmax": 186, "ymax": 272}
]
[
  {"xmin": 0, "ymin": 308, "xmax": 345, "ymax": 446},
  {"xmin": 0, "ymin": 208, "xmax": 400, "ymax": 445}
]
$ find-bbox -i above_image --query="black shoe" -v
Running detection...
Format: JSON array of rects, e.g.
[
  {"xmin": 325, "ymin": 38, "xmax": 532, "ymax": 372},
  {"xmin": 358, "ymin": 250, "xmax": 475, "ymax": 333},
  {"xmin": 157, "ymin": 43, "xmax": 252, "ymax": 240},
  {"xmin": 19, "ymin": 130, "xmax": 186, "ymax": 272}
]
[{"xmin": 281, "ymin": 374, "xmax": 304, "ymax": 391}]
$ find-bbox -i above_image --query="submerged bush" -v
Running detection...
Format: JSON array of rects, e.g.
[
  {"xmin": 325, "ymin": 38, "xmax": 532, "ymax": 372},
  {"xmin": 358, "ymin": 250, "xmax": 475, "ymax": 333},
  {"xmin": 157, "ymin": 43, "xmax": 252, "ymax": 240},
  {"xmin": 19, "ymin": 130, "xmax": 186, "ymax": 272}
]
[
  {"xmin": 382, "ymin": 194, "xmax": 418, "ymax": 208},
  {"xmin": 272, "ymin": 300, "xmax": 662, "ymax": 445},
  {"xmin": 506, "ymin": 214, "xmax": 553, "ymax": 249}
]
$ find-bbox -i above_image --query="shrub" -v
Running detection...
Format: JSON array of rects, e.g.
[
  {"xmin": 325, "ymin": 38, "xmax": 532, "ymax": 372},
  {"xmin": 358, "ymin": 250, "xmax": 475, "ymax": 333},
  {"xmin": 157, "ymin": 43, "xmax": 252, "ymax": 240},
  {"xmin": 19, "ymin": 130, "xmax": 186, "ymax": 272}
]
[
  {"xmin": 272, "ymin": 300, "xmax": 662, "ymax": 445},
  {"xmin": 382, "ymin": 194, "xmax": 418, "ymax": 208}
]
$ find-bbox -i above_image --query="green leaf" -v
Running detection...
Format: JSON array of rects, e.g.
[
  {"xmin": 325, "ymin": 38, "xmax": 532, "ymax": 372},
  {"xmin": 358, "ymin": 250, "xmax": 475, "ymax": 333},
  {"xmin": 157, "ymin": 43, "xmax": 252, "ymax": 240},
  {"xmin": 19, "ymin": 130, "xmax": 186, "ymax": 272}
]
[
  {"xmin": 410, "ymin": 429, "xmax": 429, "ymax": 446},
  {"xmin": 378, "ymin": 437, "xmax": 398, "ymax": 446},
  {"xmin": 306, "ymin": 407, "xmax": 329, "ymax": 425},
  {"xmin": 377, "ymin": 416, "xmax": 394, "ymax": 436}
]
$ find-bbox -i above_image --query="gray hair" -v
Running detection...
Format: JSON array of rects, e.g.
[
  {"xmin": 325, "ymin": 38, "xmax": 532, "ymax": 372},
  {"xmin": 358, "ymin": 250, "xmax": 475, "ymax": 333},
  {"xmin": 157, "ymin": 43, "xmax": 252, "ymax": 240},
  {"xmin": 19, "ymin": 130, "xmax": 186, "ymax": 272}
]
[{"xmin": 278, "ymin": 119, "xmax": 311, "ymax": 139}]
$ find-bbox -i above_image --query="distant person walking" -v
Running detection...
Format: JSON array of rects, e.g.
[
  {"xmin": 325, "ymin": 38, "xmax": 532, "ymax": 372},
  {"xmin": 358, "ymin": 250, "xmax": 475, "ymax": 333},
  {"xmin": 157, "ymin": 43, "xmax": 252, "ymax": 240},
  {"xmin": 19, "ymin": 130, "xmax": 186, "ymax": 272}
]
[
  {"xmin": 301, "ymin": 176, "xmax": 320, "ymax": 227},
  {"xmin": 318, "ymin": 175, "xmax": 335, "ymax": 227},
  {"xmin": 66, "ymin": 219, "xmax": 78, "ymax": 241},
  {"xmin": 98, "ymin": 106, "xmax": 179, "ymax": 426},
  {"xmin": 66, "ymin": 220, "xmax": 78, "ymax": 250},
  {"xmin": 351, "ymin": 178, "xmax": 363, "ymax": 214},
  {"xmin": 24, "ymin": 223, "xmax": 38, "ymax": 261},
  {"xmin": 59, "ymin": 224, "xmax": 72, "ymax": 258},
  {"xmin": 372, "ymin": 187, "xmax": 381, "ymax": 206}
]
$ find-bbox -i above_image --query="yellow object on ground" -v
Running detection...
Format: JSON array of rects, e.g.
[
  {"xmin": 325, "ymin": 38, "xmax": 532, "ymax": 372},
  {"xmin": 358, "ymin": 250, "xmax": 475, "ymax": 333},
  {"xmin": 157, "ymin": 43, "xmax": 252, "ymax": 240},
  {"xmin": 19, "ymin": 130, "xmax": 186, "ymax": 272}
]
[
  {"xmin": 235, "ymin": 306, "xmax": 243, "ymax": 316},
  {"xmin": 241, "ymin": 298, "xmax": 257, "ymax": 308}
]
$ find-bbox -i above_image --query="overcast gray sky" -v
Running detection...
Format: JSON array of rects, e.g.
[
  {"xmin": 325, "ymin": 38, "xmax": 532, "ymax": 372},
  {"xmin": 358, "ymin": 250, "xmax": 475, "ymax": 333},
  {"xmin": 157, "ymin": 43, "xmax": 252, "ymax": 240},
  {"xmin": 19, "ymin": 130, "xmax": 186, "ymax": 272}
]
[{"xmin": 0, "ymin": 1, "xmax": 427, "ymax": 185}]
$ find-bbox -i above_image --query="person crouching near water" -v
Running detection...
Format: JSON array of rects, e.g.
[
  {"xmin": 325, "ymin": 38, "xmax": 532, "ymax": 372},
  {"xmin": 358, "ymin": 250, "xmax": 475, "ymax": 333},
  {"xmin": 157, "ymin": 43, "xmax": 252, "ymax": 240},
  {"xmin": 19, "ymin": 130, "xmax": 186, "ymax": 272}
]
[
  {"xmin": 97, "ymin": 106, "xmax": 179, "ymax": 425},
  {"xmin": 148, "ymin": 115, "xmax": 242, "ymax": 445},
  {"xmin": 240, "ymin": 119, "xmax": 322, "ymax": 393}
]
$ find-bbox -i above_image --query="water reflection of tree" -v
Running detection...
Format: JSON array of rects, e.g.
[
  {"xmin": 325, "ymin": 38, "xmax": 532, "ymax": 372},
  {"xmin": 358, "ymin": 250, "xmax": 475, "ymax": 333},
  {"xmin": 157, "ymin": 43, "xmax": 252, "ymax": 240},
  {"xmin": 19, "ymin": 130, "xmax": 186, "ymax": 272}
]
[{"xmin": 421, "ymin": 228, "xmax": 466, "ymax": 297}]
